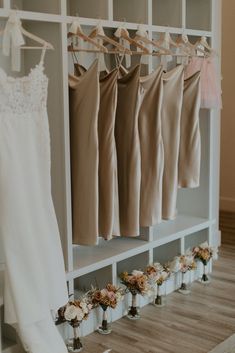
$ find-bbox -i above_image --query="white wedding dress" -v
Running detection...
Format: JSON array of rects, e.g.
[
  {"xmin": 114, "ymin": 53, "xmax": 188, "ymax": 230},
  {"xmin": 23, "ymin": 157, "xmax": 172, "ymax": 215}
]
[{"xmin": 0, "ymin": 48, "xmax": 68, "ymax": 353}]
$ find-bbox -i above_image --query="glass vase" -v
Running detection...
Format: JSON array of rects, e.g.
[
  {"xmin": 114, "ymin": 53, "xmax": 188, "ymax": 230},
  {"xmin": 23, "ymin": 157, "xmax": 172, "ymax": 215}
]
[
  {"xmin": 67, "ymin": 323, "xmax": 83, "ymax": 353},
  {"xmin": 127, "ymin": 292, "xmax": 140, "ymax": 320},
  {"xmin": 178, "ymin": 272, "xmax": 191, "ymax": 295},
  {"xmin": 154, "ymin": 284, "xmax": 164, "ymax": 307},
  {"xmin": 200, "ymin": 262, "xmax": 210, "ymax": 284},
  {"xmin": 97, "ymin": 305, "xmax": 112, "ymax": 335}
]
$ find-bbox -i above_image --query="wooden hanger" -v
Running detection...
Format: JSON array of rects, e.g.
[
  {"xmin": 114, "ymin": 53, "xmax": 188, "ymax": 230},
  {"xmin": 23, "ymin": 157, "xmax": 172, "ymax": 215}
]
[
  {"xmin": 194, "ymin": 36, "xmax": 215, "ymax": 57},
  {"xmin": 155, "ymin": 31, "xmax": 178, "ymax": 50},
  {"xmin": 114, "ymin": 26, "xmax": 150, "ymax": 54},
  {"xmin": 89, "ymin": 22, "xmax": 132, "ymax": 54},
  {"xmin": 0, "ymin": 10, "xmax": 54, "ymax": 50},
  {"xmin": 68, "ymin": 20, "xmax": 107, "ymax": 53},
  {"xmin": 134, "ymin": 24, "xmax": 170, "ymax": 55},
  {"xmin": 176, "ymin": 33, "xmax": 196, "ymax": 56}
]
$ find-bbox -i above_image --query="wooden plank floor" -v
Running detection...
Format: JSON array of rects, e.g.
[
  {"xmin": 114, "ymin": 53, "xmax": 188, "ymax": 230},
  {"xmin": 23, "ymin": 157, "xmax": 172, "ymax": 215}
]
[{"xmin": 81, "ymin": 216, "xmax": 235, "ymax": 353}]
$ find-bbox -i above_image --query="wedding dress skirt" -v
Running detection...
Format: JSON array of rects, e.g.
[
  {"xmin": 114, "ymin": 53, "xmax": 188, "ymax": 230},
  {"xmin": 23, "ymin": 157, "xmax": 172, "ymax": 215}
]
[{"xmin": 0, "ymin": 60, "xmax": 68, "ymax": 352}]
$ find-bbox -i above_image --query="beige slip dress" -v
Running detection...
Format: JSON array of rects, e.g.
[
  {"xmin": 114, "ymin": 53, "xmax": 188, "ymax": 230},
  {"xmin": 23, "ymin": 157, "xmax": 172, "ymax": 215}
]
[
  {"xmin": 162, "ymin": 65, "xmax": 184, "ymax": 220},
  {"xmin": 179, "ymin": 71, "xmax": 201, "ymax": 188},
  {"xmin": 139, "ymin": 67, "xmax": 164, "ymax": 226},
  {"xmin": 118, "ymin": 65, "xmax": 164, "ymax": 226},
  {"xmin": 74, "ymin": 63, "xmax": 120, "ymax": 240},
  {"xmin": 115, "ymin": 65, "xmax": 143, "ymax": 236},
  {"xmin": 69, "ymin": 60, "xmax": 100, "ymax": 245}
]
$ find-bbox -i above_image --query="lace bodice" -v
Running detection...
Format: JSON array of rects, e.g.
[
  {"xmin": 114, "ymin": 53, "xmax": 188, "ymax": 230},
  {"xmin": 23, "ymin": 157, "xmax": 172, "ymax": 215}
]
[{"xmin": 0, "ymin": 64, "xmax": 48, "ymax": 115}]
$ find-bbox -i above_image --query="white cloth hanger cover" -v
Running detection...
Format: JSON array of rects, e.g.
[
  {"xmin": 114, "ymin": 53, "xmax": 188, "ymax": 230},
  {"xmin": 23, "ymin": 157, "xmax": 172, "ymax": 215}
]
[
  {"xmin": 2, "ymin": 11, "xmax": 25, "ymax": 71},
  {"xmin": 2, "ymin": 11, "xmax": 53, "ymax": 71}
]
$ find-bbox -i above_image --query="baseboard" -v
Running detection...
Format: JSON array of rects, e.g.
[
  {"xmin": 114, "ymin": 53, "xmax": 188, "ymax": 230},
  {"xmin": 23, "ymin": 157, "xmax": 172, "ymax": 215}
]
[{"xmin": 220, "ymin": 197, "xmax": 235, "ymax": 212}]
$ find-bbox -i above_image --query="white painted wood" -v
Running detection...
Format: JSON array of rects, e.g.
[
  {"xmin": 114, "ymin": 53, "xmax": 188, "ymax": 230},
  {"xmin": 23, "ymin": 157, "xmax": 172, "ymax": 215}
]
[
  {"xmin": 68, "ymin": 215, "xmax": 214, "ymax": 280},
  {"xmin": 182, "ymin": 0, "xmax": 186, "ymax": 29},
  {"xmin": 61, "ymin": 21, "xmax": 73, "ymax": 272},
  {"xmin": 3, "ymin": 0, "xmax": 10, "ymax": 9},
  {"xmin": 152, "ymin": 0, "xmax": 182, "ymax": 28},
  {"xmin": 107, "ymin": 0, "xmax": 113, "ymax": 21},
  {"xmin": 0, "ymin": 0, "xmax": 220, "ymax": 343}
]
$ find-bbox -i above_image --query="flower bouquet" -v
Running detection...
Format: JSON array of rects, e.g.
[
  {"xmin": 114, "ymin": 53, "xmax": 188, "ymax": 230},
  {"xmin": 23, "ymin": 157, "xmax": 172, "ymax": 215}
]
[
  {"xmin": 57, "ymin": 298, "xmax": 92, "ymax": 352},
  {"xmin": 88, "ymin": 284, "xmax": 124, "ymax": 334},
  {"xmin": 193, "ymin": 242, "xmax": 218, "ymax": 284},
  {"xmin": 170, "ymin": 252, "xmax": 197, "ymax": 295},
  {"xmin": 120, "ymin": 270, "xmax": 150, "ymax": 319},
  {"xmin": 146, "ymin": 263, "xmax": 170, "ymax": 307}
]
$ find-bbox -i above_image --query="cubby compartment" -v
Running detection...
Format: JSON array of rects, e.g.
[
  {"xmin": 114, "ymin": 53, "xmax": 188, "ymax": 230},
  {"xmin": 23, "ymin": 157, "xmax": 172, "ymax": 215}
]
[
  {"xmin": 74, "ymin": 266, "xmax": 113, "ymax": 294},
  {"xmin": 151, "ymin": 31, "xmax": 180, "ymax": 71},
  {"xmin": 67, "ymin": 25, "xmax": 121, "ymax": 74},
  {"xmin": 73, "ymin": 266, "xmax": 114, "ymax": 336},
  {"xmin": 67, "ymin": 0, "xmax": 108, "ymax": 19},
  {"xmin": 153, "ymin": 240, "xmax": 181, "ymax": 293},
  {"xmin": 185, "ymin": 229, "xmax": 209, "ymax": 281},
  {"xmin": 11, "ymin": 0, "xmax": 61, "ymax": 14},
  {"xmin": 113, "ymin": 0, "xmax": 148, "ymax": 24},
  {"xmin": 117, "ymin": 251, "xmax": 150, "ymax": 276},
  {"xmin": 21, "ymin": 21, "xmax": 68, "ymax": 264},
  {"xmin": 152, "ymin": 0, "xmax": 182, "ymax": 28},
  {"xmin": 116, "ymin": 252, "xmax": 151, "ymax": 316},
  {"xmin": 153, "ymin": 239, "xmax": 181, "ymax": 264},
  {"xmin": 0, "ymin": 1, "xmax": 3, "ymax": 8},
  {"xmin": 184, "ymin": 229, "xmax": 209, "ymax": 251},
  {"xmin": 186, "ymin": 0, "xmax": 211, "ymax": 31}
]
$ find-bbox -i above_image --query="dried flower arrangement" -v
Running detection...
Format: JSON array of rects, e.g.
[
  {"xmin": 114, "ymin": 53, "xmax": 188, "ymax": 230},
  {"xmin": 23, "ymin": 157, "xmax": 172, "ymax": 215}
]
[
  {"xmin": 146, "ymin": 263, "xmax": 170, "ymax": 306},
  {"xmin": 193, "ymin": 241, "xmax": 218, "ymax": 283},
  {"xmin": 120, "ymin": 270, "xmax": 151, "ymax": 319},
  {"xmin": 88, "ymin": 284, "xmax": 124, "ymax": 309},
  {"xmin": 56, "ymin": 297, "xmax": 92, "ymax": 352},
  {"xmin": 193, "ymin": 241, "xmax": 218, "ymax": 265},
  {"xmin": 120, "ymin": 270, "xmax": 150, "ymax": 296},
  {"xmin": 88, "ymin": 284, "xmax": 124, "ymax": 334}
]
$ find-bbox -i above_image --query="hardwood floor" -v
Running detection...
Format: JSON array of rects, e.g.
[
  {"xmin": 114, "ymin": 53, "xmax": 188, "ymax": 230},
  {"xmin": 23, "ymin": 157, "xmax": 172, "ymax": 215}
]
[{"xmin": 82, "ymin": 215, "xmax": 235, "ymax": 353}]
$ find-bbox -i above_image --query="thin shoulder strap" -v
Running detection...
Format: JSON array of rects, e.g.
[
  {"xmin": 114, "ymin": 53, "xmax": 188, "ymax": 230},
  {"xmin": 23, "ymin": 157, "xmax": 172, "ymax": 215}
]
[{"xmin": 115, "ymin": 52, "xmax": 125, "ymax": 69}]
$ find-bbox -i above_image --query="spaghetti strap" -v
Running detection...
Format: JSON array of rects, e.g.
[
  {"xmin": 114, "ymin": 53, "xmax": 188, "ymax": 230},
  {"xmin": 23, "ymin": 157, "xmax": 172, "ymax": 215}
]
[{"xmin": 115, "ymin": 52, "xmax": 125, "ymax": 70}]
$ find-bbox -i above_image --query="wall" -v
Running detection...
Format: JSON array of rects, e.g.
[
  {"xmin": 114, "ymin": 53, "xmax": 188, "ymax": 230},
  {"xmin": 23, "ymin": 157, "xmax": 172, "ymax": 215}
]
[{"xmin": 220, "ymin": 1, "xmax": 235, "ymax": 212}]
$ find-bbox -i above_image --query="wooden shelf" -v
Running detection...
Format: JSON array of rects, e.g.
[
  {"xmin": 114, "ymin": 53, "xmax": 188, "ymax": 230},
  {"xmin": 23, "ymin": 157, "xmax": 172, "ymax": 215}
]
[
  {"xmin": 151, "ymin": 215, "xmax": 214, "ymax": 245},
  {"xmin": 67, "ymin": 215, "xmax": 214, "ymax": 280}
]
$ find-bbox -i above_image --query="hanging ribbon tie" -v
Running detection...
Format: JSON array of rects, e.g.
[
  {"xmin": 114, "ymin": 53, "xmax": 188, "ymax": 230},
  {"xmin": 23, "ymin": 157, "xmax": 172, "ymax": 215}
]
[
  {"xmin": 114, "ymin": 27, "xmax": 131, "ymax": 68},
  {"xmin": 2, "ymin": 11, "xmax": 25, "ymax": 72}
]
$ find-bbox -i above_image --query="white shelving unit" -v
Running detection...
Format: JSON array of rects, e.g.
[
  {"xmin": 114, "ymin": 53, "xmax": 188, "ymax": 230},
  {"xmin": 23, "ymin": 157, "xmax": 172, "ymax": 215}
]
[{"xmin": 0, "ymin": 0, "xmax": 221, "ymax": 348}]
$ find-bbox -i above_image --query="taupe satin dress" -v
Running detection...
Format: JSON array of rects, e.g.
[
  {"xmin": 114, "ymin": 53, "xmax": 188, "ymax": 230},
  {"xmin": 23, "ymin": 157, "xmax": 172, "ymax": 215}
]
[
  {"xmin": 179, "ymin": 71, "xmax": 201, "ymax": 188},
  {"xmin": 118, "ymin": 65, "xmax": 164, "ymax": 226},
  {"xmin": 139, "ymin": 67, "xmax": 164, "ymax": 226},
  {"xmin": 162, "ymin": 65, "xmax": 184, "ymax": 220},
  {"xmin": 74, "ymin": 63, "xmax": 120, "ymax": 240},
  {"xmin": 115, "ymin": 65, "xmax": 143, "ymax": 236},
  {"xmin": 69, "ymin": 60, "xmax": 100, "ymax": 245}
]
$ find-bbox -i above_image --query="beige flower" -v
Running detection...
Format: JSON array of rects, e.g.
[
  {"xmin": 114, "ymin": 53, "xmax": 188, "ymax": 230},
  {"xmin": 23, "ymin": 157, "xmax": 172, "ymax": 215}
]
[
  {"xmin": 64, "ymin": 305, "xmax": 78, "ymax": 321},
  {"xmin": 76, "ymin": 307, "xmax": 85, "ymax": 321}
]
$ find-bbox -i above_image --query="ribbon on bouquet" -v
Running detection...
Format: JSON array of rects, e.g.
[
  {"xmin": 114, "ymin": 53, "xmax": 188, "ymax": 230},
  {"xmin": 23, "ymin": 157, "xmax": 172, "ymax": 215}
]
[{"xmin": 2, "ymin": 11, "xmax": 25, "ymax": 72}]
